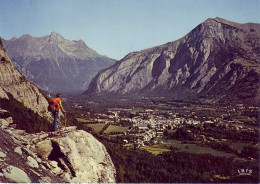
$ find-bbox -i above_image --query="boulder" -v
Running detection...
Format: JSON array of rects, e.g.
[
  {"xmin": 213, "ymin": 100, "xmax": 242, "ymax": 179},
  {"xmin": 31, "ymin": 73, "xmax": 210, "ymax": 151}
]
[
  {"xmin": 5, "ymin": 117, "xmax": 13, "ymax": 125},
  {"xmin": 51, "ymin": 167, "xmax": 61, "ymax": 175},
  {"xmin": 51, "ymin": 130, "xmax": 116, "ymax": 183},
  {"xmin": 36, "ymin": 157, "xmax": 42, "ymax": 163},
  {"xmin": 0, "ymin": 152, "xmax": 6, "ymax": 158},
  {"xmin": 50, "ymin": 161, "xmax": 58, "ymax": 168},
  {"xmin": 2, "ymin": 165, "xmax": 31, "ymax": 183},
  {"xmin": 35, "ymin": 139, "xmax": 53, "ymax": 160},
  {"xmin": 62, "ymin": 173, "xmax": 71, "ymax": 182},
  {"xmin": 40, "ymin": 164, "xmax": 47, "ymax": 170},
  {"xmin": 27, "ymin": 156, "xmax": 39, "ymax": 168},
  {"xmin": 14, "ymin": 147, "xmax": 22, "ymax": 155},
  {"xmin": 41, "ymin": 164, "xmax": 47, "ymax": 170},
  {"xmin": 0, "ymin": 119, "xmax": 10, "ymax": 127}
]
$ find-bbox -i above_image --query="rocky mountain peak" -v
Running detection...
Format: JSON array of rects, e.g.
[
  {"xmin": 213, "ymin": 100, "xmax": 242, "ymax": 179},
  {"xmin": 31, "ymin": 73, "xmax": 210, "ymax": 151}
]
[
  {"xmin": 50, "ymin": 31, "xmax": 63, "ymax": 38},
  {"xmin": 189, "ymin": 17, "xmax": 240, "ymax": 39},
  {"xmin": 78, "ymin": 39, "xmax": 88, "ymax": 47},
  {"xmin": 87, "ymin": 18, "xmax": 260, "ymax": 105},
  {"xmin": 3, "ymin": 33, "xmax": 116, "ymax": 94},
  {"xmin": 48, "ymin": 32, "xmax": 66, "ymax": 44},
  {"xmin": 20, "ymin": 34, "xmax": 33, "ymax": 40},
  {"xmin": 207, "ymin": 17, "xmax": 239, "ymax": 25},
  {"xmin": 9, "ymin": 37, "xmax": 17, "ymax": 41}
]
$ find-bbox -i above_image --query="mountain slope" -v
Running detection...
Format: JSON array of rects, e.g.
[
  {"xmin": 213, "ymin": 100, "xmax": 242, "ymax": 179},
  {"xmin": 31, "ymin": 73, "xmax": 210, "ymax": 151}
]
[
  {"xmin": 3, "ymin": 32, "xmax": 116, "ymax": 94},
  {"xmin": 0, "ymin": 40, "xmax": 49, "ymax": 116},
  {"xmin": 87, "ymin": 18, "xmax": 260, "ymax": 105}
]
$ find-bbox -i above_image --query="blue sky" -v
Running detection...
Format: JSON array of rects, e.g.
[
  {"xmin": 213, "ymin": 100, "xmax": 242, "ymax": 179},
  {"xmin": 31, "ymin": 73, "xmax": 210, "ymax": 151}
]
[{"xmin": 0, "ymin": 0, "xmax": 259, "ymax": 60}]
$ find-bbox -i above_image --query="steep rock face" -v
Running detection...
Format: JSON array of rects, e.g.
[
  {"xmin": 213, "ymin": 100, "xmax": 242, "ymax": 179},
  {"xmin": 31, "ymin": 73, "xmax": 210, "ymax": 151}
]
[
  {"xmin": 3, "ymin": 32, "xmax": 116, "ymax": 94},
  {"xmin": 0, "ymin": 43, "xmax": 49, "ymax": 115},
  {"xmin": 50, "ymin": 130, "xmax": 116, "ymax": 182},
  {"xmin": 0, "ymin": 114, "xmax": 116, "ymax": 183},
  {"xmin": 87, "ymin": 18, "xmax": 260, "ymax": 104}
]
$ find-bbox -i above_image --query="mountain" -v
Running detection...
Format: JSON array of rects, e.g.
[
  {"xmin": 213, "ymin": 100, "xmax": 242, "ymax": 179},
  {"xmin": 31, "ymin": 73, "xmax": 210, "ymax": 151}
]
[
  {"xmin": 87, "ymin": 18, "xmax": 260, "ymax": 105},
  {"xmin": 2, "ymin": 32, "xmax": 116, "ymax": 94},
  {"xmin": 0, "ymin": 39, "xmax": 49, "ymax": 116}
]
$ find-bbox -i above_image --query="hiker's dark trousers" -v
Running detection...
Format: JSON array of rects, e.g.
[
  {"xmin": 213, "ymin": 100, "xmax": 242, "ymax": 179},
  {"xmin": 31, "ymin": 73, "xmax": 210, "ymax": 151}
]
[{"xmin": 52, "ymin": 112, "xmax": 58, "ymax": 131}]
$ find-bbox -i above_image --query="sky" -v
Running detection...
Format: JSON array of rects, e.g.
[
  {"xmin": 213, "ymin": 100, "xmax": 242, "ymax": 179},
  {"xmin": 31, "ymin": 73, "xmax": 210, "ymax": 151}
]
[{"xmin": 0, "ymin": 0, "xmax": 259, "ymax": 60}]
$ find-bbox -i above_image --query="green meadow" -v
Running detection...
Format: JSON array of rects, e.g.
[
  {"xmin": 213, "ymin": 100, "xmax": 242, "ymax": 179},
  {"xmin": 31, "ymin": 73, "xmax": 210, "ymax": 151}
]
[
  {"xmin": 143, "ymin": 138, "xmax": 236, "ymax": 158},
  {"xmin": 76, "ymin": 118, "xmax": 95, "ymax": 123},
  {"xmin": 85, "ymin": 123, "xmax": 107, "ymax": 133},
  {"xmin": 104, "ymin": 125, "xmax": 129, "ymax": 134}
]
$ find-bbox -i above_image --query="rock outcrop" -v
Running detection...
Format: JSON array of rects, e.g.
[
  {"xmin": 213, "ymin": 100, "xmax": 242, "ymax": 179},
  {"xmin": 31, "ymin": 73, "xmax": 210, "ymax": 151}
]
[
  {"xmin": 0, "ymin": 41, "xmax": 49, "ymax": 116},
  {"xmin": 3, "ymin": 32, "xmax": 116, "ymax": 94},
  {"xmin": 0, "ymin": 112, "xmax": 116, "ymax": 183},
  {"xmin": 87, "ymin": 17, "xmax": 260, "ymax": 105}
]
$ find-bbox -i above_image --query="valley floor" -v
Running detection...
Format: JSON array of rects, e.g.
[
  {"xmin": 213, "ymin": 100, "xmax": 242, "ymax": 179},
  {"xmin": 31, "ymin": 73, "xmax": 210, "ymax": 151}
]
[{"xmin": 63, "ymin": 97, "xmax": 259, "ymax": 183}]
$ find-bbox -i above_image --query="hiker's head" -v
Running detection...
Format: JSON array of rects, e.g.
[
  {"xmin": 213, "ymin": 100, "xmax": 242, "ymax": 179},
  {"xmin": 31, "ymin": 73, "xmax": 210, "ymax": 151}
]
[{"xmin": 56, "ymin": 93, "xmax": 61, "ymax": 98}]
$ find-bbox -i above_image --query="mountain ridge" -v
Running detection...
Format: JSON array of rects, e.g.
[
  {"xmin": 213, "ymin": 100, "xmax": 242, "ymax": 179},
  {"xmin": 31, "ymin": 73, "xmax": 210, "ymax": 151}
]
[
  {"xmin": 3, "ymin": 33, "xmax": 116, "ymax": 94},
  {"xmin": 87, "ymin": 17, "xmax": 260, "ymax": 105}
]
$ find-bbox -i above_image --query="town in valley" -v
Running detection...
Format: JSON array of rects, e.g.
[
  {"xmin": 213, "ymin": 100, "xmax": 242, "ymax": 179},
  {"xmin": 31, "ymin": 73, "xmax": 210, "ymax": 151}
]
[{"xmin": 64, "ymin": 96, "xmax": 259, "ymax": 160}]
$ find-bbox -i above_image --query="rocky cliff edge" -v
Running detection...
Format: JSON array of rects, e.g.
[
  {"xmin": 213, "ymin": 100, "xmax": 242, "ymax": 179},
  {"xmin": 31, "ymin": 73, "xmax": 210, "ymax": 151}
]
[{"xmin": 0, "ymin": 109, "xmax": 116, "ymax": 183}]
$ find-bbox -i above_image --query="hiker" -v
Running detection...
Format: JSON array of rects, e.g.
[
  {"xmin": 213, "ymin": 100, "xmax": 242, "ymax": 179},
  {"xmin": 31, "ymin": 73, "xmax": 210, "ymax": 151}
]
[{"xmin": 49, "ymin": 93, "xmax": 66, "ymax": 131}]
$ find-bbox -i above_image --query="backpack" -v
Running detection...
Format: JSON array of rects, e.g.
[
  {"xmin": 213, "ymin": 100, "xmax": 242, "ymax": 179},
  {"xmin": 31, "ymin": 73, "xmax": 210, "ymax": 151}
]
[{"xmin": 48, "ymin": 98, "xmax": 58, "ymax": 113}]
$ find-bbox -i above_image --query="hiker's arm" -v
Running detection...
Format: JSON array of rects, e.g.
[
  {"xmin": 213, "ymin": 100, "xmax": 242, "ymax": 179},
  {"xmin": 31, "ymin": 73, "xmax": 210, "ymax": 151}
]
[{"xmin": 59, "ymin": 102, "xmax": 66, "ymax": 113}]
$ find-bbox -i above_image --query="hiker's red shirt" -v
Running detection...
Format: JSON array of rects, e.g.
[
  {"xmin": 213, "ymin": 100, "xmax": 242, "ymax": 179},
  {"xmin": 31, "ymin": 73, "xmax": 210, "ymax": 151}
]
[{"xmin": 51, "ymin": 98, "xmax": 61, "ymax": 111}]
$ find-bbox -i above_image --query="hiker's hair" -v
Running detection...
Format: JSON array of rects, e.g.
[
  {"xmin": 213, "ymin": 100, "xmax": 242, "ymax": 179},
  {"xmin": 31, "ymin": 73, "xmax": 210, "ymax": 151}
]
[{"xmin": 56, "ymin": 93, "xmax": 61, "ymax": 98}]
